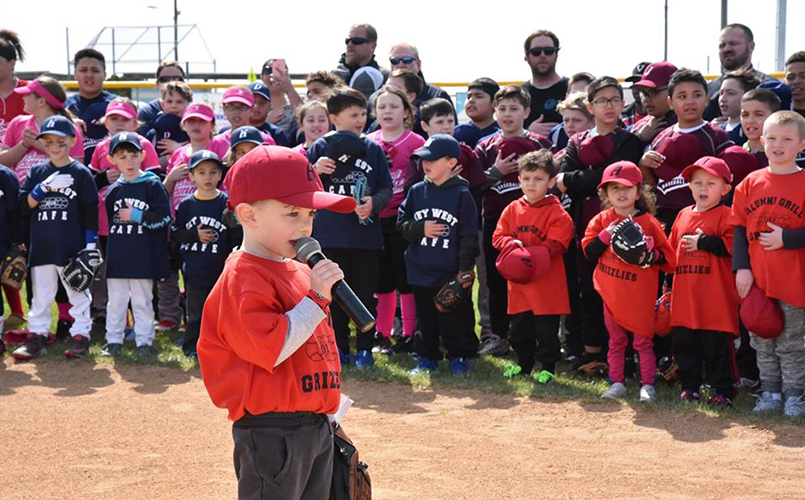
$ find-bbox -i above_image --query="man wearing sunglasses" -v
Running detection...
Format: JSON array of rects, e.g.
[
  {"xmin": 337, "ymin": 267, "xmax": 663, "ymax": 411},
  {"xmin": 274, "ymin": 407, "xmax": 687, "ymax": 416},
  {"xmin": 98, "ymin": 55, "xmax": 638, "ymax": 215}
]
[
  {"xmin": 137, "ymin": 61, "xmax": 186, "ymax": 135},
  {"xmin": 387, "ymin": 43, "xmax": 453, "ymax": 111},
  {"xmin": 521, "ymin": 29, "xmax": 568, "ymax": 138},
  {"xmin": 333, "ymin": 24, "xmax": 389, "ymax": 99}
]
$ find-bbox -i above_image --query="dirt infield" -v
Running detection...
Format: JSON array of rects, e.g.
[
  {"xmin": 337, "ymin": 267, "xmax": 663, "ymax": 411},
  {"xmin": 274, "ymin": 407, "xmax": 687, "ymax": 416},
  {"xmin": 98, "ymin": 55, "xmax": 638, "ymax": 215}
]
[{"xmin": 1, "ymin": 359, "xmax": 805, "ymax": 500}]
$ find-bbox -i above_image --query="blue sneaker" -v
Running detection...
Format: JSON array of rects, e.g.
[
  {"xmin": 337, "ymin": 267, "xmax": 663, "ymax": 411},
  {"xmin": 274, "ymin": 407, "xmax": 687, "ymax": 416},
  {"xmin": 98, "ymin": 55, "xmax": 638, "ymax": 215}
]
[
  {"xmin": 354, "ymin": 349, "xmax": 374, "ymax": 369},
  {"xmin": 338, "ymin": 348, "xmax": 352, "ymax": 366},
  {"xmin": 409, "ymin": 357, "xmax": 438, "ymax": 374},
  {"xmin": 449, "ymin": 357, "xmax": 470, "ymax": 376}
]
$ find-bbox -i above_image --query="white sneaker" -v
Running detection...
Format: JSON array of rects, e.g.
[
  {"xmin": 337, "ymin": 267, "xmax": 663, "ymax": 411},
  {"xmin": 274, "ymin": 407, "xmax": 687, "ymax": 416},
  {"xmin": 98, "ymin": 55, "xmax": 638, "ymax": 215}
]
[
  {"xmin": 477, "ymin": 334, "xmax": 510, "ymax": 356},
  {"xmin": 601, "ymin": 382, "xmax": 627, "ymax": 400},
  {"xmin": 639, "ymin": 384, "xmax": 657, "ymax": 403},
  {"xmin": 784, "ymin": 395, "xmax": 805, "ymax": 418},
  {"xmin": 752, "ymin": 391, "xmax": 783, "ymax": 413}
]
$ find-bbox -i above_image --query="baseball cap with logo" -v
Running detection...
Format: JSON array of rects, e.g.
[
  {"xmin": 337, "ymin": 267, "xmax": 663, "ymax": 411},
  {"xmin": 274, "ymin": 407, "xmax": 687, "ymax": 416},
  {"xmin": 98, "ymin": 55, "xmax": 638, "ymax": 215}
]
[
  {"xmin": 597, "ymin": 161, "xmax": 644, "ymax": 189},
  {"xmin": 224, "ymin": 145, "xmax": 357, "ymax": 212},
  {"xmin": 624, "ymin": 61, "xmax": 651, "ymax": 84},
  {"xmin": 222, "ymin": 87, "xmax": 255, "ymax": 107},
  {"xmin": 182, "ymin": 103, "xmax": 216, "ymax": 123},
  {"xmin": 189, "ymin": 149, "xmax": 224, "ymax": 171},
  {"xmin": 37, "ymin": 115, "xmax": 76, "ymax": 138},
  {"xmin": 495, "ymin": 244, "xmax": 551, "ymax": 284},
  {"xmin": 633, "ymin": 62, "xmax": 678, "ymax": 89},
  {"xmin": 231, "ymin": 126, "xmax": 265, "ymax": 148},
  {"xmin": 412, "ymin": 134, "xmax": 461, "ymax": 161},
  {"xmin": 109, "ymin": 132, "xmax": 142, "ymax": 153},
  {"xmin": 105, "ymin": 100, "xmax": 137, "ymax": 120},
  {"xmin": 248, "ymin": 81, "xmax": 271, "ymax": 102},
  {"xmin": 681, "ymin": 156, "xmax": 733, "ymax": 183}
]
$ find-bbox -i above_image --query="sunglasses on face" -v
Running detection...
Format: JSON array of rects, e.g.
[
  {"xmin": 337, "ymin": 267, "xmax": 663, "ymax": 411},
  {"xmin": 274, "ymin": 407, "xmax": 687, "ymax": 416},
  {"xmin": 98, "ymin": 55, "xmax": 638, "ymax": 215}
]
[
  {"xmin": 528, "ymin": 47, "xmax": 558, "ymax": 57},
  {"xmin": 390, "ymin": 56, "xmax": 417, "ymax": 65},
  {"xmin": 157, "ymin": 75, "xmax": 184, "ymax": 84},
  {"xmin": 345, "ymin": 37, "xmax": 370, "ymax": 46}
]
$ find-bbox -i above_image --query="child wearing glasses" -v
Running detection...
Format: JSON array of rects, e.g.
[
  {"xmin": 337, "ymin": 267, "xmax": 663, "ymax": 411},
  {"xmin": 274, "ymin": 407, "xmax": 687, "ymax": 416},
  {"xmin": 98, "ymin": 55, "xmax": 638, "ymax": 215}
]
[
  {"xmin": 555, "ymin": 76, "xmax": 643, "ymax": 374},
  {"xmin": 630, "ymin": 62, "xmax": 678, "ymax": 146}
]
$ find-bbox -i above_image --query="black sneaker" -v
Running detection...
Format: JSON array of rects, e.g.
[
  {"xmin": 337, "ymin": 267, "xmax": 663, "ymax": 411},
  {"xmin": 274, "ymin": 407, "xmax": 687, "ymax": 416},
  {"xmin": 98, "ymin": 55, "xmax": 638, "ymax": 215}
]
[
  {"xmin": 137, "ymin": 344, "xmax": 157, "ymax": 357},
  {"xmin": 371, "ymin": 336, "xmax": 393, "ymax": 355},
  {"xmin": 100, "ymin": 343, "xmax": 123, "ymax": 357},
  {"xmin": 55, "ymin": 319, "xmax": 73, "ymax": 342},
  {"xmin": 65, "ymin": 335, "xmax": 91, "ymax": 358},
  {"xmin": 12, "ymin": 335, "xmax": 47, "ymax": 361},
  {"xmin": 391, "ymin": 335, "xmax": 413, "ymax": 354}
]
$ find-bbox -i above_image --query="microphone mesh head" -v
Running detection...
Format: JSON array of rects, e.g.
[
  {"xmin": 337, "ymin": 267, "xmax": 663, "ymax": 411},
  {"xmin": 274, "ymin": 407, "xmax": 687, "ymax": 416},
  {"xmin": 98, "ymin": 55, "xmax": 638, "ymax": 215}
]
[{"xmin": 294, "ymin": 237, "xmax": 321, "ymax": 263}]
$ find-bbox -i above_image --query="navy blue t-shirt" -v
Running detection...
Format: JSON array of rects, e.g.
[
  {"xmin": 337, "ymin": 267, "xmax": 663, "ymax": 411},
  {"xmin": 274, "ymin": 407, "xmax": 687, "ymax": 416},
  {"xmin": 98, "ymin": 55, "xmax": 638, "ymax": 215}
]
[
  {"xmin": 147, "ymin": 113, "xmax": 190, "ymax": 151},
  {"xmin": 20, "ymin": 160, "xmax": 99, "ymax": 267},
  {"xmin": 65, "ymin": 90, "xmax": 117, "ymax": 164},
  {"xmin": 0, "ymin": 166, "xmax": 20, "ymax": 257},
  {"xmin": 454, "ymin": 122, "xmax": 501, "ymax": 149},
  {"xmin": 137, "ymin": 98, "xmax": 163, "ymax": 135},
  {"xmin": 398, "ymin": 179, "xmax": 478, "ymax": 287},
  {"xmin": 105, "ymin": 171, "xmax": 171, "ymax": 280},
  {"xmin": 307, "ymin": 136, "xmax": 392, "ymax": 250},
  {"xmin": 172, "ymin": 192, "xmax": 239, "ymax": 288}
]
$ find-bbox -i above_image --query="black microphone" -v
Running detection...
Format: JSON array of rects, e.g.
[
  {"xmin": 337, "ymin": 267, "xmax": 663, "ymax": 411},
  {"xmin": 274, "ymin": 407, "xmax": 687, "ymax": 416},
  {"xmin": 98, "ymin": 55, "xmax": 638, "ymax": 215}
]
[{"xmin": 294, "ymin": 237, "xmax": 376, "ymax": 333}]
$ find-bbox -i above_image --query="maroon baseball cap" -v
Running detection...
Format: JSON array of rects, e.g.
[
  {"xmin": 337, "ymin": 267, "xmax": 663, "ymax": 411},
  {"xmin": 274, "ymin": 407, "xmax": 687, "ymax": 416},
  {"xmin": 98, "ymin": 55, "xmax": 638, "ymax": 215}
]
[
  {"xmin": 577, "ymin": 134, "xmax": 614, "ymax": 167},
  {"xmin": 681, "ymin": 156, "xmax": 733, "ymax": 183},
  {"xmin": 224, "ymin": 145, "xmax": 357, "ymax": 213},
  {"xmin": 633, "ymin": 62, "xmax": 678, "ymax": 89},
  {"xmin": 495, "ymin": 244, "xmax": 551, "ymax": 284},
  {"xmin": 740, "ymin": 285, "xmax": 784, "ymax": 339},
  {"xmin": 719, "ymin": 145, "xmax": 758, "ymax": 186},
  {"xmin": 597, "ymin": 161, "xmax": 643, "ymax": 189}
]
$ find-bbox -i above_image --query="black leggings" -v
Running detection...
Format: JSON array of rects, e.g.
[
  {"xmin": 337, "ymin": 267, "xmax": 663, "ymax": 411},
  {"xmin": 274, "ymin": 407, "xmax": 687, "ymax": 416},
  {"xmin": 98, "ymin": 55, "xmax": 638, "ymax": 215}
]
[
  {"xmin": 376, "ymin": 217, "xmax": 411, "ymax": 294},
  {"xmin": 510, "ymin": 312, "xmax": 561, "ymax": 374},
  {"xmin": 482, "ymin": 216, "xmax": 510, "ymax": 338}
]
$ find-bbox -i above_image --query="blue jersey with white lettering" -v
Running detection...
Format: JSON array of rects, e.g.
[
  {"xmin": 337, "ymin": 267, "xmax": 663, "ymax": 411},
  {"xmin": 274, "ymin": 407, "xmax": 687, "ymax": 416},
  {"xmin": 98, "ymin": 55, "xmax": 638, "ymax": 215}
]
[
  {"xmin": 172, "ymin": 191, "xmax": 238, "ymax": 288},
  {"xmin": 398, "ymin": 177, "xmax": 478, "ymax": 287},
  {"xmin": 20, "ymin": 160, "xmax": 99, "ymax": 267},
  {"xmin": 307, "ymin": 136, "xmax": 392, "ymax": 250},
  {"xmin": 105, "ymin": 171, "xmax": 171, "ymax": 279}
]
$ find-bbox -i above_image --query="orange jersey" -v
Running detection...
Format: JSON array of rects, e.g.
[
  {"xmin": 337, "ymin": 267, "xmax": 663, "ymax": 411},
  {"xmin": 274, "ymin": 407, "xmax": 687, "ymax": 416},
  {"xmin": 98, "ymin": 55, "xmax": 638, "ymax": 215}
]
[
  {"xmin": 669, "ymin": 205, "xmax": 739, "ymax": 334},
  {"xmin": 729, "ymin": 168, "xmax": 805, "ymax": 308},
  {"xmin": 198, "ymin": 251, "xmax": 341, "ymax": 421},
  {"xmin": 492, "ymin": 196, "xmax": 574, "ymax": 315},
  {"xmin": 582, "ymin": 209, "xmax": 676, "ymax": 337}
]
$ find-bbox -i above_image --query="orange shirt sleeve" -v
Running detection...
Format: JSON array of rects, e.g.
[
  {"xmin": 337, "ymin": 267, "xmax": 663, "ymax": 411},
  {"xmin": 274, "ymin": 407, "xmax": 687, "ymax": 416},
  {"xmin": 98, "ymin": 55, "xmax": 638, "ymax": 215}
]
[
  {"xmin": 492, "ymin": 203, "xmax": 515, "ymax": 251},
  {"xmin": 221, "ymin": 289, "xmax": 290, "ymax": 374}
]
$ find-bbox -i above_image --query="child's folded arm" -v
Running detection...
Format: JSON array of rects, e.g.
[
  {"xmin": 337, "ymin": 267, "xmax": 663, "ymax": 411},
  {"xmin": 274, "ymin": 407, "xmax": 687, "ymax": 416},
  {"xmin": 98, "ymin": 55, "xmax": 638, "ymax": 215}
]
[
  {"xmin": 732, "ymin": 226, "xmax": 751, "ymax": 271},
  {"xmin": 782, "ymin": 227, "xmax": 805, "ymax": 249},
  {"xmin": 458, "ymin": 235, "xmax": 480, "ymax": 271},
  {"xmin": 370, "ymin": 186, "xmax": 392, "ymax": 216},
  {"xmin": 396, "ymin": 199, "xmax": 425, "ymax": 242},
  {"xmin": 274, "ymin": 297, "xmax": 327, "ymax": 367},
  {"xmin": 697, "ymin": 235, "xmax": 731, "ymax": 257}
]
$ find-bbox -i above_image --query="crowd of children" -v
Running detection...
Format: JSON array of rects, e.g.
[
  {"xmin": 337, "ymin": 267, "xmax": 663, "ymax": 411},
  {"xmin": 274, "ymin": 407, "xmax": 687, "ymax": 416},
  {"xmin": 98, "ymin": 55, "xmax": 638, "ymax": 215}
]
[{"xmin": 2, "ymin": 28, "xmax": 805, "ymax": 418}]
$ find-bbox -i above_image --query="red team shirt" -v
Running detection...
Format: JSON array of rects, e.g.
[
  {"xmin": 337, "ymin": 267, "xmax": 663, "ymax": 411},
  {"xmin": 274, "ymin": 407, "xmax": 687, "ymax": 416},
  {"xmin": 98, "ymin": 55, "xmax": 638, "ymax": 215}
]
[
  {"xmin": 3, "ymin": 114, "xmax": 85, "ymax": 185},
  {"xmin": 492, "ymin": 195, "xmax": 574, "ymax": 315},
  {"xmin": 89, "ymin": 133, "xmax": 161, "ymax": 236},
  {"xmin": 583, "ymin": 209, "xmax": 676, "ymax": 337},
  {"xmin": 729, "ymin": 168, "xmax": 805, "ymax": 308},
  {"xmin": 198, "ymin": 251, "xmax": 342, "ymax": 421},
  {"xmin": 669, "ymin": 205, "xmax": 739, "ymax": 334}
]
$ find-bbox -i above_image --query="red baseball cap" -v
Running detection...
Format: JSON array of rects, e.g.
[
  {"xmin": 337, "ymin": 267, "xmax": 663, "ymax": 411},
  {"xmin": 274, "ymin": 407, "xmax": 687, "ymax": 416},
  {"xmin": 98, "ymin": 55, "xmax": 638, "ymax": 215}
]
[
  {"xmin": 105, "ymin": 101, "xmax": 137, "ymax": 120},
  {"xmin": 740, "ymin": 285, "xmax": 784, "ymax": 339},
  {"xmin": 633, "ymin": 62, "xmax": 678, "ymax": 89},
  {"xmin": 224, "ymin": 145, "xmax": 357, "ymax": 213},
  {"xmin": 182, "ymin": 103, "xmax": 215, "ymax": 123},
  {"xmin": 222, "ymin": 87, "xmax": 255, "ymax": 107},
  {"xmin": 495, "ymin": 244, "xmax": 551, "ymax": 284},
  {"xmin": 597, "ymin": 161, "xmax": 643, "ymax": 190},
  {"xmin": 681, "ymin": 156, "xmax": 733, "ymax": 183}
]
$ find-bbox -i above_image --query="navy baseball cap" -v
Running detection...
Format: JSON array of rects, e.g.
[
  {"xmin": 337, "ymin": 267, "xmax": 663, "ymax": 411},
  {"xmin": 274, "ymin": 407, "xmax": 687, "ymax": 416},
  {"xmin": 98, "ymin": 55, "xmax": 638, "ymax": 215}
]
[
  {"xmin": 231, "ymin": 126, "xmax": 264, "ymax": 148},
  {"xmin": 37, "ymin": 115, "xmax": 76, "ymax": 138},
  {"xmin": 109, "ymin": 132, "xmax": 142, "ymax": 153},
  {"xmin": 413, "ymin": 134, "xmax": 461, "ymax": 161},
  {"xmin": 248, "ymin": 81, "xmax": 271, "ymax": 101},
  {"xmin": 189, "ymin": 149, "xmax": 224, "ymax": 171},
  {"xmin": 757, "ymin": 80, "xmax": 793, "ymax": 111}
]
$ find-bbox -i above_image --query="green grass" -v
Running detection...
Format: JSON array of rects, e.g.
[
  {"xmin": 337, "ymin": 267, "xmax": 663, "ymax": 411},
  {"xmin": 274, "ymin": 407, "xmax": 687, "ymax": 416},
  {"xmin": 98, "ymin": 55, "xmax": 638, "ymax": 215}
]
[{"xmin": 2, "ymin": 284, "xmax": 801, "ymax": 426}]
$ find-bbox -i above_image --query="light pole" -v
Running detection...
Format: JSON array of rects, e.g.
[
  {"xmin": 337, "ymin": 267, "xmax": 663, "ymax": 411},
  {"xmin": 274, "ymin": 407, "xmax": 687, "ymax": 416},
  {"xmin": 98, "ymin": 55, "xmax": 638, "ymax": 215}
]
[{"xmin": 173, "ymin": 0, "xmax": 179, "ymax": 62}]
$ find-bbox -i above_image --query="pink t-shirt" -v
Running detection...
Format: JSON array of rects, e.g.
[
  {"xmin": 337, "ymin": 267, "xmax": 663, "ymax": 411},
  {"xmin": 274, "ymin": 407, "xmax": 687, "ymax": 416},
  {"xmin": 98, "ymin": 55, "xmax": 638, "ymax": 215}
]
[
  {"xmin": 3, "ymin": 115, "xmax": 86, "ymax": 185},
  {"xmin": 89, "ymin": 133, "xmax": 161, "ymax": 236},
  {"xmin": 166, "ymin": 137, "xmax": 230, "ymax": 213},
  {"xmin": 367, "ymin": 129, "xmax": 425, "ymax": 218}
]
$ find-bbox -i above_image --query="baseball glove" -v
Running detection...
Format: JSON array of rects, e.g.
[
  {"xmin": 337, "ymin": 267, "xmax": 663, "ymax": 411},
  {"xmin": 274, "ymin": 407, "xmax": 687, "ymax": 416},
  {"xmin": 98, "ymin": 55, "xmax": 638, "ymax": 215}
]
[
  {"xmin": 611, "ymin": 218, "xmax": 654, "ymax": 268},
  {"xmin": 61, "ymin": 248, "xmax": 103, "ymax": 293},
  {"xmin": 1, "ymin": 243, "xmax": 28, "ymax": 290},
  {"xmin": 433, "ymin": 270, "xmax": 474, "ymax": 314}
]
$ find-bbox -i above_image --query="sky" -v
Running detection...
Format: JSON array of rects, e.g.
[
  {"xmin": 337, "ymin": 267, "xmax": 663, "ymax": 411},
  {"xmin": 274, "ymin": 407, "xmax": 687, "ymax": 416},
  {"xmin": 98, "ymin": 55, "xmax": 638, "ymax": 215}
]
[{"xmin": 5, "ymin": 0, "xmax": 805, "ymax": 84}]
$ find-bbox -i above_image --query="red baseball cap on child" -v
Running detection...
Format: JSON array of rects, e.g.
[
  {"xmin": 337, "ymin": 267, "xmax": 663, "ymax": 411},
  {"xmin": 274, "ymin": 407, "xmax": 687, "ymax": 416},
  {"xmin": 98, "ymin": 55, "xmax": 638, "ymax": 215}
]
[
  {"xmin": 740, "ymin": 285, "xmax": 784, "ymax": 339},
  {"xmin": 681, "ymin": 156, "xmax": 733, "ymax": 183},
  {"xmin": 633, "ymin": 62, "xmax": 678, "ymax": 89},
  {"xmin": 182, "ymin": 103, "xmax": 215, "ymax": 123},
  {"xmin": 224, "ymin": 145, "xmax": 357, "ymax": 213},
  {"xmin": 222, "ymin": 87, "xmax": 255, "ymax": 107},
  {"xmin": 105, "ymin": 101, "xmax": 137, "ymax": 120},
  {"xmin": 495, "ymin": 244, "xmax": 551, "ymax": 284},
  {"xmin": 597, "ymin": 161, "xmax": 643, "ymax": 189}
]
